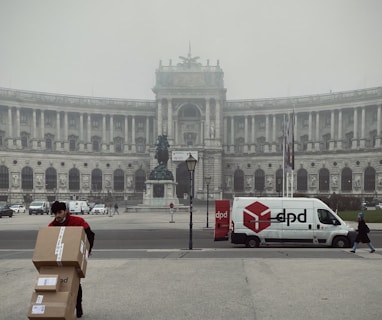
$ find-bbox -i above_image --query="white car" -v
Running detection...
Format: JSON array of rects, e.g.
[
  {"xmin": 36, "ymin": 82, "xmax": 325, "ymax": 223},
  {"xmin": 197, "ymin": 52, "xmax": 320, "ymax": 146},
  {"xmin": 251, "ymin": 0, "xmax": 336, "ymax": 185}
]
[
  {"xmin": 90, "ymin": 204, "xmax": 108, "ymax": 215},
  {"xmin": 376, "ymin": 203, "xmax": 382, "ymax": 210},
  {"xmin": 10, "ymin": 204, "xmax": 26, "ymax": 213}
]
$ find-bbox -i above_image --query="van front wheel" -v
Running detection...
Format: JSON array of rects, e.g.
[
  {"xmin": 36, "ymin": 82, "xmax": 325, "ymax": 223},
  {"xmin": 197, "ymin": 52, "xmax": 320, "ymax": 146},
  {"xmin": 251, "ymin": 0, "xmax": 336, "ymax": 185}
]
[
  {"xmin": 332, "ymin": 236, "xmax": 350, "ymax": 248},
  {"xmin": 246, "ymin": 237, "xmax": 260, "ymax": 248}
]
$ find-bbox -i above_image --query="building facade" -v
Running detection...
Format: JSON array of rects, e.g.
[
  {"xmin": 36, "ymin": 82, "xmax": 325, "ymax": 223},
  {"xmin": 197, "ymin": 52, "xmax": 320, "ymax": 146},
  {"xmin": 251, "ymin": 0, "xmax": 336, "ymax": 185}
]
[{"xmin": 1, "ymin": 54, "xmax": 382, "ymax": 204}]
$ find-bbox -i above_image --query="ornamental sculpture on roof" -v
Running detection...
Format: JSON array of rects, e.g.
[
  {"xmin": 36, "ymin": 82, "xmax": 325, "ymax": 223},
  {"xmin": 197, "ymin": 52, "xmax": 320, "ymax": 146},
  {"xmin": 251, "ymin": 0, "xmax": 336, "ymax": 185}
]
[{"xmin": 178, "ymin": 43, "xmax": 201, "ymax": 68}]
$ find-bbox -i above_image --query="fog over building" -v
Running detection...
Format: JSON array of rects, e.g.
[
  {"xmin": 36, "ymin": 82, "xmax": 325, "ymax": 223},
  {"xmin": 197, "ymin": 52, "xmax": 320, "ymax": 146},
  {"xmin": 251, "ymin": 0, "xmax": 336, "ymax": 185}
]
[{"xmin": 1, "ymin": 53, "xmax": 382, "ymax": 204}]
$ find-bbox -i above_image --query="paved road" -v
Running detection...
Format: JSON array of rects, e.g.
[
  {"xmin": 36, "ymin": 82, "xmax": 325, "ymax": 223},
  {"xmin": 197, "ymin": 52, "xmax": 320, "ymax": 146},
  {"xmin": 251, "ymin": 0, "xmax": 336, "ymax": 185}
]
[{"xmin": 1, "ymin": 209, "xmax": 382, "ymax": 320}]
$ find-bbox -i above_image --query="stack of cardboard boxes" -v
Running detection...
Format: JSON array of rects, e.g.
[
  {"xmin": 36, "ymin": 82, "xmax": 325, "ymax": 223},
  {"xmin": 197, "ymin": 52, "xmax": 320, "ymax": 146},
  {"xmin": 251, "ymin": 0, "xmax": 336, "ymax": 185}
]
[{"xmin": 27, "ymin": 227, "xmax": 90, "ymax": 320}]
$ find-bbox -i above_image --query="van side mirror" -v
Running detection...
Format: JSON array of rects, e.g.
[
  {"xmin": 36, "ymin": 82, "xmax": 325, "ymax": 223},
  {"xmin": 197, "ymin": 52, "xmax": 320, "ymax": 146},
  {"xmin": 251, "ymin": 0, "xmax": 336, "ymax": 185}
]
[{"xmin": 332, "ymin": 220, "xmax": 340, "ymax": 225}]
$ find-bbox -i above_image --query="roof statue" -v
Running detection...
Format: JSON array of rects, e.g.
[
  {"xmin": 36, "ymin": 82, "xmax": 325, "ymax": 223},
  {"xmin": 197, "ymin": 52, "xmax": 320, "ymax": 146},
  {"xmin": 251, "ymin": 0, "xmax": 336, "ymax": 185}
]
[{"xmin": 178, "ymin": 42, "xmax": 201, "ymax": 68}]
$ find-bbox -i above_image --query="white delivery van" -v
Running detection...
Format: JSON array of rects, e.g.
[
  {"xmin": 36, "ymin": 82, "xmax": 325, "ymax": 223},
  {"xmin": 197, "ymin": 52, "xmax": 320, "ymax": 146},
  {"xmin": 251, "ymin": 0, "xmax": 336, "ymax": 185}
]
[
  {"xmin": 68, "ymin": 200, "xmax": 89, "ymax": 215},
  {"xmin": 29, "ymin": 200, "xmax": 50, "ymax": 215},
  {"xmin": 231, "ymin": 197, "xmax": 356, "ymax": 248}
]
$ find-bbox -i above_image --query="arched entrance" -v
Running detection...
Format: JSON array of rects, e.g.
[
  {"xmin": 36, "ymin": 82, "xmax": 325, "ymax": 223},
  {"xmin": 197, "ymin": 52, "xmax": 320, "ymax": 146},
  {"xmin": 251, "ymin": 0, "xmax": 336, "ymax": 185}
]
[{"xmin": 176, "ymin": 162, "xmax": 190, "ymax": 198}]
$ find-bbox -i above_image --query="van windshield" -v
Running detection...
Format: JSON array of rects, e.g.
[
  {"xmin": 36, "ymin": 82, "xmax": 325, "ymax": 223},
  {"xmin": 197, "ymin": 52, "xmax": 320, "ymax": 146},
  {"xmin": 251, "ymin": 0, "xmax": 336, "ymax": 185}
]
[{"xmin": 31, "ymin": 202, "xmax": 43, "ymax": 206}]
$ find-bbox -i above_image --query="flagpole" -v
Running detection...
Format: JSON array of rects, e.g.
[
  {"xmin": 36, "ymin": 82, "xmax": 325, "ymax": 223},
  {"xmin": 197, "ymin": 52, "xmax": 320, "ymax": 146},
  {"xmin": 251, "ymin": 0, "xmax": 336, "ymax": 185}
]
[{"xmin": 282, "ymin": 114, "xmax": 286, "ymax": 197}]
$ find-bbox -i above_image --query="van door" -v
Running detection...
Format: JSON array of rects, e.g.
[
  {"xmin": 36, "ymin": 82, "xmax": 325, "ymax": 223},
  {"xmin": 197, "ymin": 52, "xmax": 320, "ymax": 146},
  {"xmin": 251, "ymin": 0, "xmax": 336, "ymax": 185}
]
[
  {"xmin": 280, "ymin": 203, "xmax": 314, "ymax": 244},
  {"xmin": 313, "ymin": 208, "xmax": 342, "ymax": 245}
]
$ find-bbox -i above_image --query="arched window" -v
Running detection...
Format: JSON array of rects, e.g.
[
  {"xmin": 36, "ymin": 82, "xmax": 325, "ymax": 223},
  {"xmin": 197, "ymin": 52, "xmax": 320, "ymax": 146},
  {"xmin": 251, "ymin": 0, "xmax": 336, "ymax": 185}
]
[
  {"xmin": 234, "ymin": 169, "xmax": 244, "ymax": 192},
  {"xmin": 297, "ymin": 168, "xmax": 308, "ymax": 192},
  {"xmin": 135, "ymin": 169, "xmax": 146, "ymax": 192},
  {"xmin": 91, "ymin": 169, "xmax": 102, "ymax": 192},
  {"xmin": 176, "ymin": 162, "xmax": 189, "ymax": 198},
  {"xmin": 113, "ymin": 169, "xmax": 125, "ymax": 191},
  {"xmin": 254, "ymin": 169, "xmax": 265, "ymax": 192},
  {"xmin": 69, "ymin": 168, "xmax": 80, "ymax": 191},
  {"xmin": 21, "ymin": 166, "xmax": 33, "ymax": 190},
  {"xmin": 0, "ymin": 165, "xmax": 9, "ymax": 189},
  {"xmin": 319, "ymin": 168, "xmax": 330, "ymax": 192},
  {"xmin": 341, "ymin": 167, "xmax": 352, "ymax": 192},
  {"xmin": 364, "ymin": 166, "xmax": 375, "ymax": 192},
  {"xmin": 45, "ymin": 167, "xmax": 57, "ymax": 190}
]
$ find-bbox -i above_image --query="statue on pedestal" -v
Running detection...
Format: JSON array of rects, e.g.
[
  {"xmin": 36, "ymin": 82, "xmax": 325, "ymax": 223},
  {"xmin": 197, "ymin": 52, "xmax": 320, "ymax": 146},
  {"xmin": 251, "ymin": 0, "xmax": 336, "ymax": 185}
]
[{"xmin": 149, "ymin": 135, "xmax": 174, "ymax": 181}]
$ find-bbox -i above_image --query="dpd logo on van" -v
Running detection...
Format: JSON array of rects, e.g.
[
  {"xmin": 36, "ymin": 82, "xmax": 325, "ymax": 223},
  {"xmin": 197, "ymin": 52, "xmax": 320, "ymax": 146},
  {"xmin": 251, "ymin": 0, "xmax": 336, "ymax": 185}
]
[{"xmin": 243, "ymin": 201, "xmax": 271, "ymax": 233}]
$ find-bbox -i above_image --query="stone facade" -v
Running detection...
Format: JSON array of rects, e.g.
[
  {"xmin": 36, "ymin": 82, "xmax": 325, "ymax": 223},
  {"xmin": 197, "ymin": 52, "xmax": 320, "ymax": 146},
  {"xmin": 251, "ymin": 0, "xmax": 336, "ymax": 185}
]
[{"xmin": 0, "ymin": 54, "xmax": 382, "ymax": 203}]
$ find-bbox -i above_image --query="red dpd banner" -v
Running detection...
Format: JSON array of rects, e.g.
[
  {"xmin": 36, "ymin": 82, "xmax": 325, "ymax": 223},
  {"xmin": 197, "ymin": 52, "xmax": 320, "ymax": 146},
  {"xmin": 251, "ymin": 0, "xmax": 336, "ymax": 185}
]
[{"xmin": 214, "ymin": 200, "xmax": 230, "ymax": 241}]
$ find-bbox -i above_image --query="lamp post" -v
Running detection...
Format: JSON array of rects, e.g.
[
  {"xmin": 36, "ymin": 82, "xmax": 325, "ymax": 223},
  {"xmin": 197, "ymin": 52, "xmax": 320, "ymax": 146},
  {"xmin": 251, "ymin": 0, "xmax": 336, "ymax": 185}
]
[
  {"xmin": 205, "ymin": 176, "xmax": 211, "ymax": 228},
  {"xmin": 186, "ymin": 153, "xmax": 197, "ymax": 250}
]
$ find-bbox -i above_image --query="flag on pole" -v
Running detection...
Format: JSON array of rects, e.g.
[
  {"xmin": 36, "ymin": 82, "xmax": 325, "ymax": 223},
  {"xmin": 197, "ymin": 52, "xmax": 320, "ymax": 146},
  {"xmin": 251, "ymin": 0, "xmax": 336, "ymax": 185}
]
[{"xmin": 284, "ymin": 112, "xmax": 294, "ymax": 173}]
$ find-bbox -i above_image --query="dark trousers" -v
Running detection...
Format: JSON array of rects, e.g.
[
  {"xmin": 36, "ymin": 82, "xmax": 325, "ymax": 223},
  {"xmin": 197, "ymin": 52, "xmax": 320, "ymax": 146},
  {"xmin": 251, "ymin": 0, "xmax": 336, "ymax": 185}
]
[{"xmin": 77, "ymin": 283, "xmax": 82, "ymax": 309}]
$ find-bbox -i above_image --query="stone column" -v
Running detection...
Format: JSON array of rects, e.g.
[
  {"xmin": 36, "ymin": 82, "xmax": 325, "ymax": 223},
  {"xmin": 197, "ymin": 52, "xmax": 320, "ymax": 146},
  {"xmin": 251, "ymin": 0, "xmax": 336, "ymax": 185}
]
[
  {"xmin": 79, "ymin": 113, "xmax": 84, "ymax": 151},
  {"xmin": 244, "ymin": 116, "xmax": 249, "ymax": 153},
  {"xmin": 376, "ymin": 106, "xmax": 381, "ymax": 147},
  {"xmin": 264, "ymin": 115, "xmax": 269, "ymax": 152},
  {"xmin": 7, "ymin": 107, "xmax": 13, "ymax": 148},
  {"xmin": 314, "ymin": 112, "xmax": 320, "ymax": 150},
  {"xmin": 251, "ymin": 116, "xmax": 255, "ymax": 153},
  {"xmin": 157, "ymin": 99, "xmax": 162, "ymax": 136},
  {"xmin": 216, "ymin": 99, "xmax": 221, "ymax": 140},
  {"xmin": 132, "ymin": 116, "xmax": 136, "ymax": 152},
  {"xmin": 307, "ymin": 112, "xmax": 313, "ymax": 151},
  {"xmin": 146, "ymin": 117, "xmax": 150, "ymax": 150},
  {"xmin": 352, "ymin": 108, "xmax": 358, "ymax": 149},
  {"xmin": 167, "ymin": 99, "xmax": 173, "ymax": 143},
  {"xmin": 109, "ymin": 115, "xmax": 114, "ymax": 152},
  {"xmin": 40, "ymin": 110, "xmax": 45, "ymax": 149},
  {"xmin": 87, "ymin": 114, "xmax": 91, "ymax": 151},
  {"xmin": 32, "ymin": 110, "xmax": 37, "ymax": 148},
  {"xmin": 223, "ymin": 117, "xmax": 228, "ymax": 152},
  {"xmin": 56, "ymin": 111, "xmax": 61, "ymax": 150},
  {"xmin": 329, "ymin": 110, "xmax": 335, "ymax": 150},
  {"xmin": 102, "ymin": 114, "xmax": 107, "ymax": 151},
  {"xmin": 231, "ymin": 117, "xmax": 235, "ymax": 153},
  {"xmin": 337, "ymin": 110, "xmax": 343, "ymax": 149},
  {"xmin": 205, "ymin": 98, "xmax": 210, "ymax": 139},
  {"xmin": 64, "ymin": 112, "xmax": 68, "ymax": 151},
  {"xmin": 360, "ymin": 107, "xmax": 366, "ymax": 148},
  {"xmin": 15, "ymin": 108, "xmax": 21, "ymax": 148},
  {"xmin": 124, "ymin": 115, "xmax": 129, "ymax": 151},
  {"xmin": 271, "ymin": 115, "xmax": 276, "ymax": 152}
]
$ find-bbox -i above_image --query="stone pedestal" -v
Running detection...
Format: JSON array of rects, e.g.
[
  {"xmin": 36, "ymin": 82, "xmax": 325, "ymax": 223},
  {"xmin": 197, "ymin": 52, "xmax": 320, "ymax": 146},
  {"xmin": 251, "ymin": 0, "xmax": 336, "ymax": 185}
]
[{"xmin": 142, "ymin": 180, "xmax": 179, "ymax": 207}]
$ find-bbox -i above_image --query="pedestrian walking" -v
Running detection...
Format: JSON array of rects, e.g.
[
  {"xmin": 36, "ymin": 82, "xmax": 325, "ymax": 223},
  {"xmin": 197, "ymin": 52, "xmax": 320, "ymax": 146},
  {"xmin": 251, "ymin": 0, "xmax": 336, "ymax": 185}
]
[
  {"xmin": 350, "ymin": 212, "xmax": 376, "ymax": 253},
  {"xmin": 114, "ymin": 203, "xmax": 119, "ymax": 215},
  {"xmin": 49, "ymin": 201, "xmax": 95, "ymax": 318}
]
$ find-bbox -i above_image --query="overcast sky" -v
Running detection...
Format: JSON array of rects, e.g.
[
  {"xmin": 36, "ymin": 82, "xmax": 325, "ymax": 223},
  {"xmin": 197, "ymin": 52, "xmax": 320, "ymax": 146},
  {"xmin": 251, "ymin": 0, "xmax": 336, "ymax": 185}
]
[{"xmin": 1, "ymin": 0, "xmax": 382, "ymax": 100}]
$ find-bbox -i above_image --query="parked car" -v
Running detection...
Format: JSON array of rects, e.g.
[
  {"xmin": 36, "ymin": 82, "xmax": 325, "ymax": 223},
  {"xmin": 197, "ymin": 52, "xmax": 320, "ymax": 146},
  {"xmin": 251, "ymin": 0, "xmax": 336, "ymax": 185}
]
[
  {"xmin": 29, "ymin": 201, "xmax": 50, "ymax": 215},
  {"xmin": 90, "ymin": 204, "xmax": 108, "ymax": 215},
  {"xmin": 376, "ymin": 203, "xmax": 382, "ymax": 210},
  {"xmin": 10, "ymin": 204, "xmax": 26, "ymax": 213},
  {"xmin": 0, "ymin": 204, "xmax": 14, "ymax": 218}
]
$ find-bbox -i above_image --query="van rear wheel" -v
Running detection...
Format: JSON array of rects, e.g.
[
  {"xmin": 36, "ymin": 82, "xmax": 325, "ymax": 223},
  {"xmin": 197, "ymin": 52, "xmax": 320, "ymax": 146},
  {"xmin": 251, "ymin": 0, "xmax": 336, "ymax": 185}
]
[
  {"xmin": 332, "ymin": 236, "xmax": 350, "ymax": 248},
  {"xmin": 245, "ymin": 237, "xmax": 260, "ymax": 248}
]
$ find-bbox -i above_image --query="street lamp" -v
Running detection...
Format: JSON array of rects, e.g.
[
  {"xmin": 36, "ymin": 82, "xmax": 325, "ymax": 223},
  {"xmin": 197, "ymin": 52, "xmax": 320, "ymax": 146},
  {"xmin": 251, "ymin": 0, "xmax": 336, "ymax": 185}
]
[
  {"xmin": 205, "ymin": 176, "xmax": 211, "ymax": 228},
  {"xmin": 186, "ymin": 154, "xmax": 197, "ymax": 250}
]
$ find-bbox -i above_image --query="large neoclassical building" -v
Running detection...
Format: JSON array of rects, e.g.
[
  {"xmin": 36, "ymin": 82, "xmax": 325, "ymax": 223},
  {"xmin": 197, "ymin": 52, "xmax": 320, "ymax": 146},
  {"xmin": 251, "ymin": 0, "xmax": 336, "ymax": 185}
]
[{"xmin": 1, "ymin": 53, "xmax": 382, "ymax": 204}]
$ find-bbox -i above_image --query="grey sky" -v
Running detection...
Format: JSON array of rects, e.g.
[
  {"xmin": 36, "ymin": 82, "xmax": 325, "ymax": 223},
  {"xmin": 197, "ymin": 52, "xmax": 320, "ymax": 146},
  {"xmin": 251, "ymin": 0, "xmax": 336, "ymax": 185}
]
[{"xmin": 1, "ymin": 0, "xmax": 382, "ymax": 100}]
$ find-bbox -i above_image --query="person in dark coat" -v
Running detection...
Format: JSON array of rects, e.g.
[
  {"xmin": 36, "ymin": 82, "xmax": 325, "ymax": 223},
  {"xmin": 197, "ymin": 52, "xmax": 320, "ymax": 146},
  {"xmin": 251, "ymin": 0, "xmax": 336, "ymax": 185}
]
[
  {"xmin": 350, "ymin": 212, "xmax": 375, "ymax": 253},
  {"xmin": 49, "ymin": 201, "xmax": 95, "ymax": 318}
]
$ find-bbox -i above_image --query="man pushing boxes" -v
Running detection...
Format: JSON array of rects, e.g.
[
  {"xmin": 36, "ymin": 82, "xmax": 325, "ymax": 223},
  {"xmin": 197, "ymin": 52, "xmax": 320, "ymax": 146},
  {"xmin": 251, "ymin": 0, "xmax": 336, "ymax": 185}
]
[{"xmin": 28, "ymin": 201, "xmax": 95, "ymax": 319}]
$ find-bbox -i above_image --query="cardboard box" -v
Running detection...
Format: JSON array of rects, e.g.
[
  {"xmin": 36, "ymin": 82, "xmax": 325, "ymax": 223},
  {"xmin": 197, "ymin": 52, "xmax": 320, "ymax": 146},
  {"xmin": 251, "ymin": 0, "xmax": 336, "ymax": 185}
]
[
  {"xmin": 27, "ymin": 292, "xmax": 76, "ymax": 320},
  {"xmin": 35, "ymin": 274, "xmax": 60, "ymax": 292},
  {"xmin": 37, "ymin": 267, "xmax": 80, "ymax": 294},
  {"xmin": 32, "ymin": 227, "xmax": 89, "ymax": 277}
]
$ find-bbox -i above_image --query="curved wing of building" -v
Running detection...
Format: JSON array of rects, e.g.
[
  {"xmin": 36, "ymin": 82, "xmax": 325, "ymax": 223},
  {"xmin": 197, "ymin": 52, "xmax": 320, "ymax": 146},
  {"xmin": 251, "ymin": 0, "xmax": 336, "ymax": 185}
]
[{"xmin": 1, "ymin": 55, "xmax": 382, "ymax": 205}]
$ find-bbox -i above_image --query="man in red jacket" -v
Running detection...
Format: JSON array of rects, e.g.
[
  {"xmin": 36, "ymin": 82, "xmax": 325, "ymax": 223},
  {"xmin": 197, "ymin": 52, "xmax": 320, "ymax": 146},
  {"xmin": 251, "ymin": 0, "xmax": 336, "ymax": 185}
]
[{"xmin": 49, "ymin": 201, "xmax": 95, "ymax": 318}]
